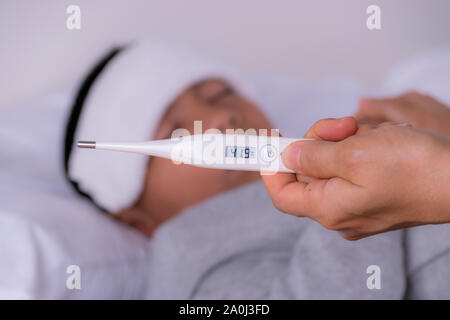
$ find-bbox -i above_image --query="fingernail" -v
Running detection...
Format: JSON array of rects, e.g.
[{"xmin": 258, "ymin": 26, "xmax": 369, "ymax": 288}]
[
  {"xmin": 397, "ymin": 122, "xmax": 414, "ymax": 127},
  {"xmin": 359, "ymin": 98, "xmax": 371, "ymax": 108},
  {"xmin": 282, "ymin": 143, "xmax": 302, "ymax": 171}
]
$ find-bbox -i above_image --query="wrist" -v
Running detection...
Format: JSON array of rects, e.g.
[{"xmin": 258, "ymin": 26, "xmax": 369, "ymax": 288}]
[{"xmin": 430, "ymin": 137, "xmax": 450, "ymax": 223}]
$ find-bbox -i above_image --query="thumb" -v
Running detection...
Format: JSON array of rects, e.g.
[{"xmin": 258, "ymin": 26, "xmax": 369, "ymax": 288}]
[{"xmin": 282, "ymin": 140, "xmax": 342, "ymax": 179}]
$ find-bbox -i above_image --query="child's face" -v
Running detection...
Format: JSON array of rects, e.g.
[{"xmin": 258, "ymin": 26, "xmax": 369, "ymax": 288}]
[{"xmin": 115, "ymin": 79, "xmax": 272, "ymax": 236}]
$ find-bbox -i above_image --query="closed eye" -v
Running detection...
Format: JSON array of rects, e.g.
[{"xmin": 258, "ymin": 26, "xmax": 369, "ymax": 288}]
[
  {"xmin": 195, "ymin": 80, "xmax": 235, "ymax": 104},
  {"xmin": 207, "ymin": 87, "xmax": 234, "ymax": 104}
]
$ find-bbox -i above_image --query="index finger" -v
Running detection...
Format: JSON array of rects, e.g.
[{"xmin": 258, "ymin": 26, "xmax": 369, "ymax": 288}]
[
  {"xmin": 304, "ymin": 117, "xmax": 358, "ymax": 141},
  {"xmin": 262, "ymin": 172, "xmax": 311, "ymax": 216}
]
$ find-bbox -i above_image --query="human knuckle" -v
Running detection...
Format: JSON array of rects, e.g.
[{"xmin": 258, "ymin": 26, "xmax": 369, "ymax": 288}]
[
  {"xmin": 271, "ymin": 196, "xmax": 296, "ymax": 216},
  {"xmin": 319, "ymin": 214, "xmax": 343, "ymax": 230},
  {"xmin": 271, "ymin": 196, "xmax": 286, "ymax": 212},
  {"xmin": 340, "ymin": 232, "xmax": 362, "ymax": 241},
  {"xmin": 340, "ymin": 144, "xmax": 364, "ymax": 170},
  {"xmin": 404, "ymin": 90, "xmax": 421, "ymax": 98}
]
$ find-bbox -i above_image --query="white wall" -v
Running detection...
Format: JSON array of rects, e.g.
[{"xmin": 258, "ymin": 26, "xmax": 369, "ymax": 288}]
[{"xmin": 1, "ymin": 0, "xmax": 449, "ymax": 107}]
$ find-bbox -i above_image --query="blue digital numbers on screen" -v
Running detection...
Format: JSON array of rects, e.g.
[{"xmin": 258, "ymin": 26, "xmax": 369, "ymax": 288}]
[{"xmin": 225, "ymin": 146, "xmax": 255, "ymax": 159}]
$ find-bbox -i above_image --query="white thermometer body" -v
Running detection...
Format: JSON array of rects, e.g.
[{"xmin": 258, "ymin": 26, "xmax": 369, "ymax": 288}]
[{"xmin": 77, "ymin": 134, "xmax": 311, "ymax": 173}]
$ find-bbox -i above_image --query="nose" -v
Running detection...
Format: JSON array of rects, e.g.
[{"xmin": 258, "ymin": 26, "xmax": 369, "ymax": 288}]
[{"xmin": 203, "ymin": 108, "xmax": 243, "ymax": 133}]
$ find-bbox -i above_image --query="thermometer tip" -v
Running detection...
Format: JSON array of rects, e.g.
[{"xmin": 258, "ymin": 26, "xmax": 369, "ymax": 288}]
[{"xmin": 77, "ymin": 141, "xmax": 96, "ymax": 149}]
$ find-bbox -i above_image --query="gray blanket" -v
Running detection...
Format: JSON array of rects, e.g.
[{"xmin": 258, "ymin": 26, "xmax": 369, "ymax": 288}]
[{"xmin": 144, "ymin": 181, "xmax": 450, "ymax": 299}]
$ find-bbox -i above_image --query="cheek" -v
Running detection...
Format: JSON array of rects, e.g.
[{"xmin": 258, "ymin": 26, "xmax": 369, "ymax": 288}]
[
  {"xmin": 174, "ymin": 165, "xmax": 226, "ymax": 190},
  {"xmin": 240, "ymin": 103, "xmax": 272, "ymax": 130},
  {"xmin": 143, "ymin": 159, "xmax": 173, "ymax": 193},
  {"xmin": 148, "ymin": 158, "xmax": 225, "ymax": 191},
  {"xmin": 149, "ymin": 159, "xmax": 187, "ymax": 187},
  {"xmin": 176, "ymin": 107, "xmax": 205, "ymax": 132}
]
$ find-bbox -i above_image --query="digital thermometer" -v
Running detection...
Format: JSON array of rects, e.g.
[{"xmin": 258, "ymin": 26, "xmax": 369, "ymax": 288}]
[{"xmin": 77, "ymin": 134, "xmax": 311, "ymax": 173}]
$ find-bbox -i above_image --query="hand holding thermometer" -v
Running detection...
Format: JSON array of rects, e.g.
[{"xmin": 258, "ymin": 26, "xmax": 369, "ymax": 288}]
[{"xmin": 77, "ymin": 134, "xmax": 312, "ymax": 173}]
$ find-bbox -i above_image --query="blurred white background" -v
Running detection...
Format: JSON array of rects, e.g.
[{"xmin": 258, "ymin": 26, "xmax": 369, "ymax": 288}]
[{"xmin": 0, "ymin": 0, "xmax": 449, "ymax": 107}]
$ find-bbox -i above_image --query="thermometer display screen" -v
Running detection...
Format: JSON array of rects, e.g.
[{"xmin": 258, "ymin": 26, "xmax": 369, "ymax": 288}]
[{"xmin": 225, "ymin": 146, "xmax": 255, "ymax": 159}]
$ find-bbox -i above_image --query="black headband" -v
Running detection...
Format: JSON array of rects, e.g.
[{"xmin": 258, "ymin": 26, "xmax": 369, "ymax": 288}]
[{"xmin": 63, "ymin": 47, "xmax": 123, "ymax": 211}]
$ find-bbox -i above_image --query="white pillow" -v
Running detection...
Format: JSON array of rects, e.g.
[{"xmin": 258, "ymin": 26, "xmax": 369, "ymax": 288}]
[
  {"xmin": 0, "ymin": 88, "xmax": 152, "ymax": 299},
  {"xmin": 249, "ymin": 73, "xmax": 367, "ymax": 137}
]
